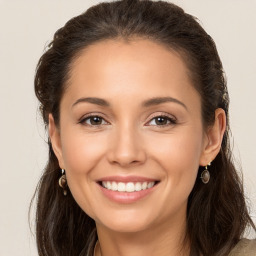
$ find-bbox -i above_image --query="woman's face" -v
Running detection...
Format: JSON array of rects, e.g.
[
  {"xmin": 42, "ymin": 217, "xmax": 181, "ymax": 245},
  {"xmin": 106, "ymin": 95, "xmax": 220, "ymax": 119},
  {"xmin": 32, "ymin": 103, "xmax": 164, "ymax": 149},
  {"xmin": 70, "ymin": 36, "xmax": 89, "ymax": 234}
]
[{"xmin": 51, "ymin": 39, "xmax": 210, "ymax": 233}]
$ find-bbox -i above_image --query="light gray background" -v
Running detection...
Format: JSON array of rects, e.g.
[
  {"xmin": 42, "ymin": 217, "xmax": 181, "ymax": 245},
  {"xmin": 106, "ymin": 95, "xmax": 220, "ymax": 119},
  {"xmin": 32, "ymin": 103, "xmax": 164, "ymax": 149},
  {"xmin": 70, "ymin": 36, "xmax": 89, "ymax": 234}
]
[{"xmin": 0, "ymin": 1, "xmax": 255, "ymax": 255}]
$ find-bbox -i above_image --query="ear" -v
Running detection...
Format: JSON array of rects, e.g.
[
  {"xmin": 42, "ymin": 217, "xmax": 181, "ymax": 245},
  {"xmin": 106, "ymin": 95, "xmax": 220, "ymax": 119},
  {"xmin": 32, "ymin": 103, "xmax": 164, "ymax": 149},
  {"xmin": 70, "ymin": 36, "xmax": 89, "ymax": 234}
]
[
  {"xmin": 48, "ymin": 114, "xmax": 65, "ymax": 169},
  {"xmin": 199, "ymin": 108, "xmax": 226, "ymax": 166}
]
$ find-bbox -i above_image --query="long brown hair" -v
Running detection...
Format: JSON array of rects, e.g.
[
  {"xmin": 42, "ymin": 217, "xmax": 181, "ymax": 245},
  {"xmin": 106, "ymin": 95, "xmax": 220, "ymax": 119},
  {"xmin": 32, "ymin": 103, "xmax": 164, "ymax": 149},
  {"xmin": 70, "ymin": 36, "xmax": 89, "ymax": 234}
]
[{"xmin": 32, "ymin": 0, "xmax": 255, "ymax": 255}]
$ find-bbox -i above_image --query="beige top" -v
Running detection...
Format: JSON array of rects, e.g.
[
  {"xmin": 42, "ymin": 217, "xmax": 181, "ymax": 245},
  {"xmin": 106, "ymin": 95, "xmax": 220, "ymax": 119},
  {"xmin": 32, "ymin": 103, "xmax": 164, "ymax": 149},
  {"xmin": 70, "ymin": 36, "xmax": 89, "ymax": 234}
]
[
  {"xmin": 229, "ymin": 239, "xmax": 256, "ymax": 256},
  {"xmin": 92, "ymin": 238, "xmax": 256, "ymax": 256}
]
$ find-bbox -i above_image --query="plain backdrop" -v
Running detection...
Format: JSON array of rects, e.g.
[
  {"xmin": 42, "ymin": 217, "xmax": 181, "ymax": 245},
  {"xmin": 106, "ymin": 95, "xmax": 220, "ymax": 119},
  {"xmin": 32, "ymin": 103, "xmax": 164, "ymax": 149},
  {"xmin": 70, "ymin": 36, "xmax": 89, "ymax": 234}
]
[{"xmin": 0, "ymin": 0, "xmax": 255, "ymax": 255}]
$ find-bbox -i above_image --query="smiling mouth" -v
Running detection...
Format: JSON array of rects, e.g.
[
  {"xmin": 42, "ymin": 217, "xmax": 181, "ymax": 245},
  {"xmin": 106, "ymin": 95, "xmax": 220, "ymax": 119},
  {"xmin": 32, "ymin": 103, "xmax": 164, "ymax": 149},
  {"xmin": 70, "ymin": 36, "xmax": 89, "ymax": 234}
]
[{"xmin": 99, "ymin": 181, "xmax": 159, "ymax": 193}]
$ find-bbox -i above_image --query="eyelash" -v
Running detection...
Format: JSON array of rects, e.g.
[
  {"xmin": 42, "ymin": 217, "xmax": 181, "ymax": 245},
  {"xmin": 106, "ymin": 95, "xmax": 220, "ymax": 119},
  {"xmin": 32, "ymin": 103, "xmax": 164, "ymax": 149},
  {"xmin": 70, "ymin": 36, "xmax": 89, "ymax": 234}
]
[
  {"xmin": 78, "ymin": 113, "xmax": 177, "ymax": 128},
  {"xmin": 79, "ymin": 114, "xmax": 109, "ymax": 127},
  {"xmin": 146, "ymin": 114, "xmax": 177, "ymax": 127}
]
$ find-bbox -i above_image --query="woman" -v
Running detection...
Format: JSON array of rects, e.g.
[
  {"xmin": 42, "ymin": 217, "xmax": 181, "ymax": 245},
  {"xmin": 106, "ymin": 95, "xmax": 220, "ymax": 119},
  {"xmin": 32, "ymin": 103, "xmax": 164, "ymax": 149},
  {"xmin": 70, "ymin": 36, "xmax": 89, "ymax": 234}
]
[{"xmin": 33, "ymin": 0, "xmax": 256, "ymax": 255}]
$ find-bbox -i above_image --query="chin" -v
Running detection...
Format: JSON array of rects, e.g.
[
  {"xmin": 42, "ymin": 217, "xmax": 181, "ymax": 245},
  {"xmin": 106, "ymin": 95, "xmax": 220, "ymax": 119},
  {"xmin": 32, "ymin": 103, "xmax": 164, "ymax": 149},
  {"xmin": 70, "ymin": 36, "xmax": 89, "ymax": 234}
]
[
  {"xmin": 95, "ymin": 209, "xmax": 156, "ymax": 233},
  {"xmin": 100, "ymin": 219, "xmax": 151, "ymax": 233}
]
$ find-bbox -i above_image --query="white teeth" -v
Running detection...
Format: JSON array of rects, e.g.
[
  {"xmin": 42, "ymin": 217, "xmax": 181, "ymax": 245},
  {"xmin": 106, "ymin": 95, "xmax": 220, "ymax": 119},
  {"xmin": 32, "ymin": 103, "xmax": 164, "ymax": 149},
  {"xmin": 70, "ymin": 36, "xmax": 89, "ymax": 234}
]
[
  {"xmin": 111, "ymin": 181, "xmax": 118, "ymax": 191},
  {"xmin": 142, "ymin": 182, "xmax": 147, "ymax": 190},
  {"xmin": 147, "ymin": 182, "xmax": 154, "ymax": 189},
  {"xmin": 135, "ymin": 182, "xmax": 142, "ymax": 191},
  {"xmin": 107, "ymin": 181, "xmax": 112, "ymax": 189},
  {"xmin": 101, "ymin": 181, "xmax": 156, "ymax": 192},
  {"xmin": 117, "ymin": 182, "xmax": 126, "ymax": 192},
  {"xmin": 126, "ymin": 182, "xmax": 135, "ymax": 192}
]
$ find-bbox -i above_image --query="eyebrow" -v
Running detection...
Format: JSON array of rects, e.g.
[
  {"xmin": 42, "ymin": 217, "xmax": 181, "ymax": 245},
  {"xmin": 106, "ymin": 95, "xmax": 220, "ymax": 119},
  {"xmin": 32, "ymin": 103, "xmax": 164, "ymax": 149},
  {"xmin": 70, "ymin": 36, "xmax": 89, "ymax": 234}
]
[
  {"xmin": 72, "ymin": 97, "xmax": 110, "ymax": 107},
  {"xmin": 72, "ymin": 96, "xmax": 187, "ymax": 110},
  {"xmin": 142, "ymin": 97, "xmax": 187, "ymax": 110}
]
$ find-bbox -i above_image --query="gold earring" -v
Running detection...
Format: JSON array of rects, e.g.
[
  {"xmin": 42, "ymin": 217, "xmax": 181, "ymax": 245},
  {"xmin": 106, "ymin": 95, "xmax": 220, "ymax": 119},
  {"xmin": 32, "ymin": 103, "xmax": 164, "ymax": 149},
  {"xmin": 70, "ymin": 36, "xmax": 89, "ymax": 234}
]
[
  {"xmin": 59, "ymin": 169, "xmax": 68, "ymax": 196},
  {"xmin": 200, "ymin": 162, "xmax": 211, "ymax": 184}
]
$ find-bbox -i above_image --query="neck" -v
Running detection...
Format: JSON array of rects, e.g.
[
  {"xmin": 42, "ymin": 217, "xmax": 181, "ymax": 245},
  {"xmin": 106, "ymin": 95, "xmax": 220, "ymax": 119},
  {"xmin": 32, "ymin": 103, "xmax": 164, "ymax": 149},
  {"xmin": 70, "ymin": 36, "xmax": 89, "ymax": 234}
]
[{"xmin": 95, "ymin": 215, "xmax": 190, "ymax": 256}]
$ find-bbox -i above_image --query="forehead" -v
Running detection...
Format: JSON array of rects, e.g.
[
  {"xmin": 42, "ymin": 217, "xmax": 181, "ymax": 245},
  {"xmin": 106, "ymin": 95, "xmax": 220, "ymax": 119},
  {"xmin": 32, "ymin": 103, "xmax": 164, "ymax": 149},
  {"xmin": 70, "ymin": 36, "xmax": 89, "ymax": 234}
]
[
  {"xmin": 63, "ymin": 38, "xmax": 200, "ymax": 110},
  {"xmin": 70, "ymin": 38, "xmax": 190, "ymax": 82}
]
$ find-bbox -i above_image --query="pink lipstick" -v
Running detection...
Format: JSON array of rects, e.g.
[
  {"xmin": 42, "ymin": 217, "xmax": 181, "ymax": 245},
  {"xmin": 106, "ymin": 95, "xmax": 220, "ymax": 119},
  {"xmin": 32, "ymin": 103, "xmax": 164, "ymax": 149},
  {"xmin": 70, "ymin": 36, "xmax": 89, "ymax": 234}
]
[{"xmin": 97, "ymin": 176, "xmax": 159, "ymax": 203}]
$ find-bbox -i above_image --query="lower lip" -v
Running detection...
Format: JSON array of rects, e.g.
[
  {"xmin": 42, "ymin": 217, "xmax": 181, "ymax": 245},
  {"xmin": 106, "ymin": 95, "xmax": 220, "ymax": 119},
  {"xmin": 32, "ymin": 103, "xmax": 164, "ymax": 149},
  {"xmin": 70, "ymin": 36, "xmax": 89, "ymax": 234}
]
[{"xmin": 98, "ymin": 183, "xmax": 158, "ymax": 204}]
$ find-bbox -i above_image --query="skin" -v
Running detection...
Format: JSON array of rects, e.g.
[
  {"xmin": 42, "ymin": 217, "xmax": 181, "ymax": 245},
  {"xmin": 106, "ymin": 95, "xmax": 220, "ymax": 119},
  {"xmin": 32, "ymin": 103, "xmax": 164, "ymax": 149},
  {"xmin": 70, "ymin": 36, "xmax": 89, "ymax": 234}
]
[{"xmin": 49, "ymin": 39, "xmax": 226, "ymax": 256}]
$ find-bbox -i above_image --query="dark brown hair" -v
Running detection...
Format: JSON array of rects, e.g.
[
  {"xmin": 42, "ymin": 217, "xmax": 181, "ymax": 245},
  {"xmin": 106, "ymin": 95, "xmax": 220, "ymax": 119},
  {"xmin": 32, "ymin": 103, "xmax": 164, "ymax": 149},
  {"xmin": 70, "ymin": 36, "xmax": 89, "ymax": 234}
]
[{"xmin": 32, "ymin": 0, "xmax": 255, "ymax": 255}]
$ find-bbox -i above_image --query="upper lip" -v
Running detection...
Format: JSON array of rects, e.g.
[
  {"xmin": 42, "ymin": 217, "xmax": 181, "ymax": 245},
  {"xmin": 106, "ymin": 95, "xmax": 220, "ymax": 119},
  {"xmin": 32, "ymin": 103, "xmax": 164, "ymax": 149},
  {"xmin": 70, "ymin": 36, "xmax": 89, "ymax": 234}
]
[{"xmin": 97, "ymin": 175, "xmax": 159, "ymax": 183}]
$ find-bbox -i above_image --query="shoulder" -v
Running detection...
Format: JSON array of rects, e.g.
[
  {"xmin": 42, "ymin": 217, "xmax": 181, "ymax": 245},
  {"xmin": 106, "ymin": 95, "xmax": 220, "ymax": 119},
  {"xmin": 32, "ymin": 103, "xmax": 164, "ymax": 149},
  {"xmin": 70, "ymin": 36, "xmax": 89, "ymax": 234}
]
[{"xmin": 229, "ymin": 238, "xmax": 256, "ymax": 256}]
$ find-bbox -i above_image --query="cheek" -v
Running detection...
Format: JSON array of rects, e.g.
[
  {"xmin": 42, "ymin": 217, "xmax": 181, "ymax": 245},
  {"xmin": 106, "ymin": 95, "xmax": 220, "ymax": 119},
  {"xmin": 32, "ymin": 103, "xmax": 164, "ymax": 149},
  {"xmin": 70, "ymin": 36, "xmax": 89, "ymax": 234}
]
[
  {"xmin": 147, "ymin": 127, "xmax": 203, "ymax": 192},
  {"xmin": 150, "ymin": 128, "xmax": 203, "ymax": 164},
  {"xmin": 59, "ymin": 129, "xmax": 109, "ymax": 217},
  {"xmin": 61, "ymin": 130, "xmax": 107, "ymax": 175}
]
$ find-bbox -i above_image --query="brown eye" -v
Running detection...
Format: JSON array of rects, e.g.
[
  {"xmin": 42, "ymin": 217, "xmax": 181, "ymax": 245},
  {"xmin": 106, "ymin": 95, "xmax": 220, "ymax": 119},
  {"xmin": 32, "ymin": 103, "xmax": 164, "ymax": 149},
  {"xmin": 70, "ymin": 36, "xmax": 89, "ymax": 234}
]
[
  {"xmin": 89, "ymin": 116, "xmax": 103, "ymax": 125},
  {"xmin": 155, "ymin": 116, "xmax": 169, "ymax": 125},
  {"xmin": 80, "ymin": 116, "xmax": 108, "ymax": 126},
  {"xmin": 147, "ymin": 115, "xmax": 176, "ymax": 126}
]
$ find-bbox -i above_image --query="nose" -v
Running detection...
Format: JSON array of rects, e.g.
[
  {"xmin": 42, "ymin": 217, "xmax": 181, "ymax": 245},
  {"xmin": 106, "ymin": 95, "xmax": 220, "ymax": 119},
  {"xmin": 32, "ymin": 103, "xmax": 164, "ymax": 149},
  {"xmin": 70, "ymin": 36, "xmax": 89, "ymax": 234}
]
[{"xmin": 107, "ymin": 125, "xmax": 146, "ymax": 167}]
